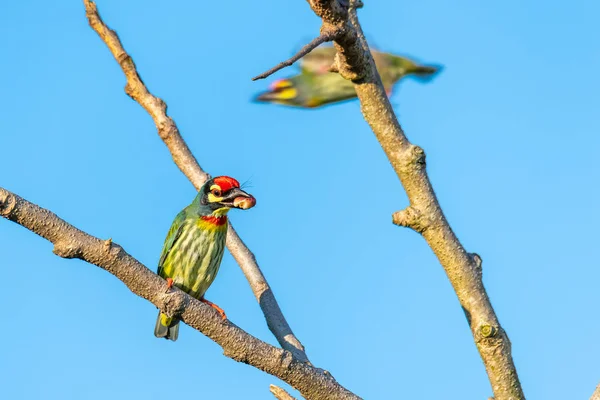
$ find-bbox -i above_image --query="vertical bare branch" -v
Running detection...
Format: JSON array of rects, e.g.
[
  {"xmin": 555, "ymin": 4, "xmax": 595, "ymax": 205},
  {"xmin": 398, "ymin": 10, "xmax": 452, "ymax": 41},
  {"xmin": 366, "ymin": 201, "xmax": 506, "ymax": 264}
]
[
  {"xmin": 256, "ymin": 1, "xmax": 525, "ymax": 398},
  {"xmin": 82, "ymin": 0, "xmax": 307, "ymax": 363},
  {"xmin": 327, "ymin": 3, "xmax": 525, "ymax": 398}
]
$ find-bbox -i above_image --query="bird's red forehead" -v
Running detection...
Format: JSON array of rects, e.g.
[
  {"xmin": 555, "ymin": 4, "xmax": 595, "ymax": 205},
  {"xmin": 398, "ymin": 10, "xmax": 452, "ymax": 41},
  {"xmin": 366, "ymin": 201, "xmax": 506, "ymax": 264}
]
[
  {"xmin": 213, "ymin": 176, "xmax": 240, "ymax": 192},
  {"xmin": 269, "ymin": 79, "xmax": 292, "ymax": 90}
]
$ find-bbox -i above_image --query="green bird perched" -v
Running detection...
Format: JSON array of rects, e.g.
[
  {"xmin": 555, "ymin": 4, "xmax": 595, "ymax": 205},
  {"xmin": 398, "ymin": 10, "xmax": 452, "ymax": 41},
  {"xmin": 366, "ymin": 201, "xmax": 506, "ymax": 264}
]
[
  {"xmin": 255, "ymin": 45, "xmax": 441, "ymax": 108},
  {"xmin": 154, "ymin": 176, "xmax": 256, "ymax": 341}
]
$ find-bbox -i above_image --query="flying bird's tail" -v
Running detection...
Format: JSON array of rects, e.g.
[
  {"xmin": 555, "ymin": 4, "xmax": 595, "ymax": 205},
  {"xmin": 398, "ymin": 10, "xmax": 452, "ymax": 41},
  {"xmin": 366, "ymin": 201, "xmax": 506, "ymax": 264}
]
[
  {"xmin": 408, "ymin": 64, "xmax": 443, "ymax": 81},
  {"xmin": 154, "ymin": 311, "xmax": 180, "ymax": 341}
]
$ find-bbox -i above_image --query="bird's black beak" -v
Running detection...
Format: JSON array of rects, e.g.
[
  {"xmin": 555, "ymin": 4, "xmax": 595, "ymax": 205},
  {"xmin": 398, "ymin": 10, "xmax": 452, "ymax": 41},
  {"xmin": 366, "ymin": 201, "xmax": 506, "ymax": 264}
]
[
  {"xmin": 220, "ymin": 188, "xmax": 256, "ymax": 210},
  {"xmin": 254, "ymin": 91, "xmax": 281, "ymax": 104}
]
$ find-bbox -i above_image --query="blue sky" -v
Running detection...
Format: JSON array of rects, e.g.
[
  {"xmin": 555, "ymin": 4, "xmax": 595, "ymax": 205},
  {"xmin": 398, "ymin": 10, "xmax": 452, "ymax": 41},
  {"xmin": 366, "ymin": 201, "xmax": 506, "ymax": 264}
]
[{"xmin": 1, "ymin": 0, "xmax": 599, "ymax": 399}]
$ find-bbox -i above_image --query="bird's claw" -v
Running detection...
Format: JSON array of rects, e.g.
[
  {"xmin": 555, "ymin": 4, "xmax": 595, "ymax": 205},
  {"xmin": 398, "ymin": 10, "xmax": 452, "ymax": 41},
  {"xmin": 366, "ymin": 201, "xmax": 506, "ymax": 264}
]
[
  {"xmin": 165, "ymin": 278, "xmax": 174, "ymax": 293},
  {"xmin": 201, "ymin": 298, "xmax": 227, "ymax": 321}
]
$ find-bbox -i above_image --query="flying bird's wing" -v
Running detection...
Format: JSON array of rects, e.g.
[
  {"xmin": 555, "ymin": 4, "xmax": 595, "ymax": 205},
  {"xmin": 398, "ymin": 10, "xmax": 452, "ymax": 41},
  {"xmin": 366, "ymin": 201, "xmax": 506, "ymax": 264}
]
[{"xmin": 300, "ymin": 46, "xmax": 337, "ymax": 75}]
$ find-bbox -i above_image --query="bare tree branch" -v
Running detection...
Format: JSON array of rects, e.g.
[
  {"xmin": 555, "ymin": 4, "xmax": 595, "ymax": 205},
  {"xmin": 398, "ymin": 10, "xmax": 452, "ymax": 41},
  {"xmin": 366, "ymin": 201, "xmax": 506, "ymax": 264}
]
[
  {"xmin": 270, "ymin": 384, "xmax": 299, "ymax": 400},
  {"xmin": 590, "ymin": 383, "xmax": 600, "ymax": 400},
  {"xmin": 252, "ymin": 29, "xmax": 341, "ymax": 81},
  {"xmin": 82, "ymin": 0, "xmax": 308, "ymax": 363},
  {"xmin": 0, "ymin": 187, "xmax": 359, "ymax": 400},
  {"xmin": 254, "ymin": 0, "xmax": 525, "ymax": 398}
]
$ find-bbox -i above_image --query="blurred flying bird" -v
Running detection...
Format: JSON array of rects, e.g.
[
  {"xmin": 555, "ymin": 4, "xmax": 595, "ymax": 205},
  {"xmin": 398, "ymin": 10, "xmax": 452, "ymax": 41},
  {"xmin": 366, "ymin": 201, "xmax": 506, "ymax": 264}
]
[
  {"xmin": 154, "ymin": 176, "xmax": 256, "ymax": 341},
  {"xmin": 255, "ymin": 45, "xmax": 441, "ymax": 108}
]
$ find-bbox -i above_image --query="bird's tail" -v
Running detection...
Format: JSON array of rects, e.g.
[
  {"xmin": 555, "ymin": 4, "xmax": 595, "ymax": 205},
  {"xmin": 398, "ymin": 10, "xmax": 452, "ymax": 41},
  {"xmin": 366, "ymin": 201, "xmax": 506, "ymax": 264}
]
[
  {"xmin": 407, "ymin": 64, "xmax": 443, "ymax": 81},
  {"xmin": 154, "ymin": 311, "xmax": 180, "ymax": 341}
]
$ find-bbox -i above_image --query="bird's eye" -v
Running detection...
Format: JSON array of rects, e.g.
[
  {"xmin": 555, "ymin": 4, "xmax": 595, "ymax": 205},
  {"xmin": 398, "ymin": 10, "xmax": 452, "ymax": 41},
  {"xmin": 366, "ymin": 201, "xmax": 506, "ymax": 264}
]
[{"xmin": 211, "ymin": 189, "xmax": 222, "ymax": 197}]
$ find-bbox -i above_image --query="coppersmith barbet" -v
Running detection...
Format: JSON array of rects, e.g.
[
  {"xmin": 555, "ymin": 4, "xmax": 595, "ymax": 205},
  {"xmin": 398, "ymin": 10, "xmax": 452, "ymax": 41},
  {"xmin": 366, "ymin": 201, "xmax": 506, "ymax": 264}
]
[
  {"xmin": 255, "ymin": 45, "xmax": 441, "ymax": 108},
  {"xmin": 154, "ymin": 176, "xmax": 256, "ymax": 341}
]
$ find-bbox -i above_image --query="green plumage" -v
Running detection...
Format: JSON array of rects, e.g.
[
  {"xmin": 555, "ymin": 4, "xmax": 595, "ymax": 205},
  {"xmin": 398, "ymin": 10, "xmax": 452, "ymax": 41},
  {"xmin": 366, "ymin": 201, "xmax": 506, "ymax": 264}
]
[
  {"xmin": 153, "ymin": 177, "xmax": 255, "ymax": 341},
  {"xmin": 157, "ymin": 211, "xmax": 227, "ymax": 297},
  {"xmin": 255, "ymin": 45, "xmax": 441, "ymax": 108}
]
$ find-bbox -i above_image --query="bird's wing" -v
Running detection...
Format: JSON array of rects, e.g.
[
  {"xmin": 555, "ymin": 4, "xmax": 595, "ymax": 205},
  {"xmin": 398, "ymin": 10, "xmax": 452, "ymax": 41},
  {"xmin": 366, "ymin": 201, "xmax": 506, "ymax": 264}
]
[
  {"xmin": 300, "ymin": 46, "xmax": 337, "ymax": 75},
  {"xmin": 157, "ymin": 210, "xmax": 187, "ymax": 278}
]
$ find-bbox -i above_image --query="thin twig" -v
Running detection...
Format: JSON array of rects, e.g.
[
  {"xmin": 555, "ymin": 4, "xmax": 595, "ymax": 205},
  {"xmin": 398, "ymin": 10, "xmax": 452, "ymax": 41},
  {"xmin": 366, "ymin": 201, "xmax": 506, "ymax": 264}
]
[
  {"xmin": 252, "ymin": 30, "xmax": 340, "ymax": 81},
  {"xmin": 83, "ymin": 0, "xmax": 308, "ymax": 363},
  {"xmin": 253, "ymin": 0, "xmax": 524, "ymax": 399},
  {"xmin": 0, "ymin": 187, "xmax": 359, "ymax": 400},
  {"xmin": 270, "ymin": 384, "xmax": 298, "ymax": 400}
]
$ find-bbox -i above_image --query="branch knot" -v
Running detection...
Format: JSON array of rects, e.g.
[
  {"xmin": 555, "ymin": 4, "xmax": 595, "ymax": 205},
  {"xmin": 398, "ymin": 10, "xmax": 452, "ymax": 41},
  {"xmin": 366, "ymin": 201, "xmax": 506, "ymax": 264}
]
[
  {"xmin": 53, "ymin": 241, "xmax": 83, "ymax": 259},
  {"xmin": 117, "ymin": 52, "xmax": 131, "ymax": 68},
  {"xmin": 410, "ymin": 145, "xmax": 426, "ymax": 166},
  {"xmin": 0, "ymin": 190, "xmax": 17, "ymax": 217},
  {"xmin": 392, "ymin": 206, "xmax": 430, "ymax": 233},
  {"xmin": 160, "ymin": 288, "xmax": 187, "ymax": 320},
  {"xmin": 279, "ymin": 349, "xmax": 294, "ymax": 371},
  {"xmin": 477, "ymin": 323, "xmax": 499, "ymax": 340},
  {"xmin": 470, "ymin": 252, "xmax": 483, "ymax": 277},
  {"xmin": 309, "ymin": 0, "xmax": 349, "ymax": 23}
]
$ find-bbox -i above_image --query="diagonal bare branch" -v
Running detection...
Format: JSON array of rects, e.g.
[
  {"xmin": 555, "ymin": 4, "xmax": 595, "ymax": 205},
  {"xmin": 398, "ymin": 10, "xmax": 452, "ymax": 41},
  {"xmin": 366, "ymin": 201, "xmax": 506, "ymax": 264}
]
[
  {"xmin": 590, "ymin": 383, "xmax": 600, "ymax": 400},
  {"xmin": 0, "ymin": 187, "xmax": 359, "ymax": 400},
  {"xmin": 270, "ymin": 384, "xmax": 299, "ymax": 400},
  {"xmin": 256, "ymin": 0, "xmax": 525, "ymax": 399},
  {"xmin": 82, "ymin": 0, "xmax": 308, "ymax": 363},
  {"xmin": 252, "ymin": 29, "xmax": 341, "ymax": 81}
]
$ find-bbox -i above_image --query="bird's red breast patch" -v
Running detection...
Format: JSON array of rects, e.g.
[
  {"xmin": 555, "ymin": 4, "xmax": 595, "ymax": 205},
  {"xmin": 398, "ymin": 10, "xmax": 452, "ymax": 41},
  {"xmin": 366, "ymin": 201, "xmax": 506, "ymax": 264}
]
[
  {"xmin": 200, "ymin": 215, "xmax": 228, "ymax": 226},
  {"xmin": 213, "ymin": 176, "xmax": 240, "ymax": 192}
]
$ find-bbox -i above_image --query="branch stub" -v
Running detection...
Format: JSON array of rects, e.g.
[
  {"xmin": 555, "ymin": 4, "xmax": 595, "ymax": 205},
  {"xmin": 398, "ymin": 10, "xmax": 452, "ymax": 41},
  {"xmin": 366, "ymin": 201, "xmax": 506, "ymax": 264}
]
[
  {"xmin": 480, "ymin": 324, "xmax": 498, "ymax": 338},
  {"xmin": 0, "ymin": 191, "xmax": 17, "ymax": 216}
]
